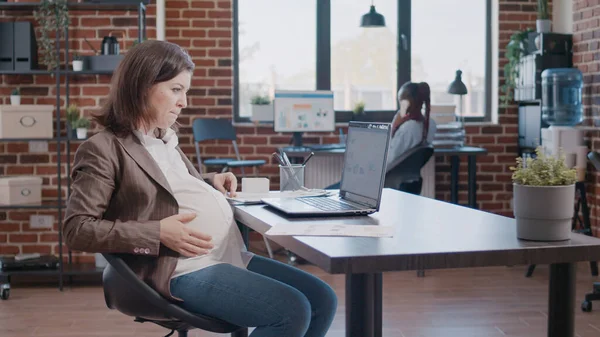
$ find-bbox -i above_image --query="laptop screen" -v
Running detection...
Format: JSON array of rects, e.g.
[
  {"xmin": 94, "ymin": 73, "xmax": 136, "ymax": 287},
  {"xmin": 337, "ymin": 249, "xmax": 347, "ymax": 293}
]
[{"xmin": 339, "ymin": 121, "xmax": 391, "ymax": 209}]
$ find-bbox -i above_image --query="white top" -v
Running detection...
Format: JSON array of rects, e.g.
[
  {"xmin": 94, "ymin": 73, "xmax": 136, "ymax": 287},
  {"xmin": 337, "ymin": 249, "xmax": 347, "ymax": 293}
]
[
  {"xmin": 133, "ymin": 129, "xmax": 253, "ymax": 279},
  {"xmin": 386, "ymin": 119, "xmax": 437, "ymax": 169}
]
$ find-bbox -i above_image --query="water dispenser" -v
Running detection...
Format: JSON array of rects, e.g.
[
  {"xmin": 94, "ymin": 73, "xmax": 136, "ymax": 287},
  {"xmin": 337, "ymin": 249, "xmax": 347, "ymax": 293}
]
[{"xmin": 541, "ymin": 68, "xmax": 583, "ymax": 126}]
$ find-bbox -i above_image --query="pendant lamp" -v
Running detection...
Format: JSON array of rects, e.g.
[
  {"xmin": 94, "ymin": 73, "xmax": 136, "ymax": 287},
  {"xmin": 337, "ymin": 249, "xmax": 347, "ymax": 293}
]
[{"xmin": 360, "ymin": 1, "xmax": 386, "ymax": 27}]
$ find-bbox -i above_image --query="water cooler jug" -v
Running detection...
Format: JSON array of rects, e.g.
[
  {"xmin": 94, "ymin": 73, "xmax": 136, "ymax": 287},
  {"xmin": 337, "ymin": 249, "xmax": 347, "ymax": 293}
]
[
  {"xmin": 541, "ymin": 68, "xmax": 583, "ymax": 126},
  {"xmin": 540, "ymin": 68, "xmax": 586, "ymax": 173}
]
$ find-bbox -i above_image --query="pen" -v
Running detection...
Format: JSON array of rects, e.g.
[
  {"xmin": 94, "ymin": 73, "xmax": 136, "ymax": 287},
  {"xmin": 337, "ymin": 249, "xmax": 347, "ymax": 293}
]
[
  {"xmin": 302, "ymin": 152, "xmax": 315, "ymax": 166},
  {"xmin": 272, "ymin": 152, "xmax": 286, "ymax": 166},
  {"xmin": 281, "ymin": 150, "xmax": 292, "ymax": 166}
]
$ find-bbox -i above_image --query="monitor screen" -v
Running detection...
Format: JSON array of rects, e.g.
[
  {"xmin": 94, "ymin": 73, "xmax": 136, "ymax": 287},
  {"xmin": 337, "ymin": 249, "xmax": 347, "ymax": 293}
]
[
  {"xmin": 339, "ymin": 122, "xmax": 391, "ymax": 208},
  {"xmin": 273, "ymin": 90, "xmax": 335, "ymax": 133}
]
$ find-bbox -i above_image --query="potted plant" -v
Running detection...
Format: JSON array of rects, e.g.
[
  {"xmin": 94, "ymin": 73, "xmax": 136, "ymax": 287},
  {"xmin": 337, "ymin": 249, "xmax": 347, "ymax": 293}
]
[
  {"xmin": 352, "ymin": 101, "xmax": 366, "ymax": 121},
  {"xmin": 537, "ymin": 0, "xmax": 551, "ymax": 33},
  {"xmin": 72, "ymin": 53, "xmax": 83, "ymax": 71},
  {"xmin": 33, "ymin": 0, "xmax": 70, "ymax": 71},
  {"xmin": 73, "ymin": 117, "xmax": 90, "ymax": 139},
  {"xmin": 510, "ymin": 147, "xmax": 578, "ymax": 241},
  {"xmin": 250, "ymin": 95, "xmax": 273, "ymax": 122},
  {"xmin": 501, "ymin": 28, "xmax": 533, "ymax": 106},
  {"xmin": 65, "ymin": 104, "xmax": 80, "ymax": 138},
  {"xmin": 10, "ymin": 87, "xmax": 20, "ymax": 106}
]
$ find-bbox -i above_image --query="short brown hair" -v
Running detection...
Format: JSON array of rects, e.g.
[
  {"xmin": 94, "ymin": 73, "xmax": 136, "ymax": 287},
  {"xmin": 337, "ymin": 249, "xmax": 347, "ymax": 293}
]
[{"xmin": 95, "ymin": 40, "xmax": 195, "ymax": 137}]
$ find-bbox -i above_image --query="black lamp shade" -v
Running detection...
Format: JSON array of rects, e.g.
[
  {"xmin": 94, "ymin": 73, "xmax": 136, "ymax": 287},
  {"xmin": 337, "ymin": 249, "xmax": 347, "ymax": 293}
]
[
  {"xmin": 361, "ymin": 5, "xmax": 386, "ymax": 27},
  {"xmin": 448, "ymin": 70, "xmax": 468, "ymax": 95}
]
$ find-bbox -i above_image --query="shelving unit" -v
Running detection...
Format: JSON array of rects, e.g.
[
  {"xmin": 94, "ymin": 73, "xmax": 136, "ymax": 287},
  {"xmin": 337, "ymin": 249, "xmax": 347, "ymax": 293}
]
[{"xmin": 0, "ymin": 1, "xmax": 147, "ymax": 300}]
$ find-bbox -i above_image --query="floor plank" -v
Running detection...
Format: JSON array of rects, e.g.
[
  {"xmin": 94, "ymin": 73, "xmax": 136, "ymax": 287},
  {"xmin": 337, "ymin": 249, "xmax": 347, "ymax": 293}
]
[{"xmin": 2, "ymin": 263, "xmax": 600, "ymax": 337}]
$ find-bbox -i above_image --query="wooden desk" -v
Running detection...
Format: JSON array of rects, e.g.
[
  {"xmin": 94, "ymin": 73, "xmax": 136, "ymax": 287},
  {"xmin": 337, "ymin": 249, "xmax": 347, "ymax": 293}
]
[
  {"xmin": 234, "ymin": 188, "xmax": 600, "ymax": 337},
  {"xmin": 281, "ymin": 145, "xmax": 488, "ymax": 208}
]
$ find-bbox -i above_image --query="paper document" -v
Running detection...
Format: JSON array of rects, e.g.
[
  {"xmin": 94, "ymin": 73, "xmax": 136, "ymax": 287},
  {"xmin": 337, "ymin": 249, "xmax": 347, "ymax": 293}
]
[
  {"xmin": 226, "ymin": 190, "xmax": 331, "ymax": 205},
  {"xmin": 266, "ymin": 224, "xmax": 394, "ymax": 238}
]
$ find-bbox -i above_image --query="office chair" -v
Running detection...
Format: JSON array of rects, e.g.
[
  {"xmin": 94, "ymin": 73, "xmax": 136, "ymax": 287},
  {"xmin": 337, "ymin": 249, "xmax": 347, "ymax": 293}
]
[
  {"xmin": 192, "ymin": 118, "xmax": 274, "ymax": 259},
  {"xmin": 192, "ymin": 118, "xmax": 266, "ymax": 177},
  {"xmin": 102, "ymin": 253, "xmax": 248, "ymax": 337},
  {"xmin": 384, "ymin": 144, "xmax": 435, "ymax": 195}
]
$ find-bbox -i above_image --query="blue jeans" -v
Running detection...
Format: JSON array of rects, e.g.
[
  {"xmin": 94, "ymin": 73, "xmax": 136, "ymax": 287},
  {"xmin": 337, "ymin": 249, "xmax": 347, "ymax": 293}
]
[{"xmin": 169, "ymin": 255, "xmax": 337, "ymax": 337}]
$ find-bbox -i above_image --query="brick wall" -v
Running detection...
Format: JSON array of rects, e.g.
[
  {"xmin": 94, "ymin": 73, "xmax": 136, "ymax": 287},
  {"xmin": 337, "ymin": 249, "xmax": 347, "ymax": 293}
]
[
  {"xmin": 0, "ymin": 0, "xmax": 549, "ymax": 261},
  {"xmin": 574, "ymin": 0, "xmax": 600, "ymax": 236}
]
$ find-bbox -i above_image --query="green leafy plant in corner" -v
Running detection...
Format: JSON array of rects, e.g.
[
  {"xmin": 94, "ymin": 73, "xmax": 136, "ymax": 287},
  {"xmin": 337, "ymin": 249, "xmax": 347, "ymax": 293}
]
[
  {"xmin": 501, "ymin": 28, "xmax": 533, "ymax": 106},
  {"xmin": 251, "ymin": 95, "xmax": 271, "ymax": 105},
  {"xmin": 510, "ymin": 147, "xmax": 577, "ymax": 186},
  {"xmin": 538, "ymin": 0, "xmax": 549, "ymax": 20},
  {"xmin": 11, "ymin": 87, "xmax": 19, "ymax": 96},
  {"xmin": 33, "ymin": 0, "xmax": 70, "ymax": 71},
  {"xmin": 353, "ymin": 101, "xmax": 365, "ymax": 115}
]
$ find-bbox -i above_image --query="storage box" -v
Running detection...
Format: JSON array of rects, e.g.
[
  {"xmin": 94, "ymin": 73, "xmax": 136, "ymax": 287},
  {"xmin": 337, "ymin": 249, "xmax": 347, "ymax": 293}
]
[
  {"xmin": 0, "ymin": 176, "xmax": 43, "ymax": 205},
  {"xmin": 0, "ymin": 105, "xmax": 54, "ymax": 139}
]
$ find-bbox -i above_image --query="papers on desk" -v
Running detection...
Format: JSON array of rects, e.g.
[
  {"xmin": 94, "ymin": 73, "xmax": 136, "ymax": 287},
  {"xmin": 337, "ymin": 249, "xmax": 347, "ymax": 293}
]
[
  {"xmin": 226, "ymin": 190, "xmax": 331, "ymax": 205},
  {"xmin": 266, "ymin": 223, "xmax": 394, "ymax": 238}
]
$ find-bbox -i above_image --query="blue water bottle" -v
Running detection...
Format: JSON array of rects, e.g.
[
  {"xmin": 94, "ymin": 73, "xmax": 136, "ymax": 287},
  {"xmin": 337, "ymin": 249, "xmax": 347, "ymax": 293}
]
[{"xmin": 541, "ymin": 68, "xmax": 583, "ymax": 126}]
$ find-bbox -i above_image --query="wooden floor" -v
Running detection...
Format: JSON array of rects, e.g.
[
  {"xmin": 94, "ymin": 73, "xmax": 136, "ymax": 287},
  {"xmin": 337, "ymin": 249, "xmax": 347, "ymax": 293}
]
[{"xmin": 3, "ymin": 263, "xmax": 600, "ymax": 337}]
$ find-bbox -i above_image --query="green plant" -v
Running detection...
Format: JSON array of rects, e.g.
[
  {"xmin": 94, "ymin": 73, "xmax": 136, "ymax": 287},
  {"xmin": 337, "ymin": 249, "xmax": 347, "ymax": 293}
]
[
  {"xmin": 537, "ymin": 0, "xmax": 549, "ymax": 20},
  {"xmin": 510, "ymin": 147, "xmax": 577, "ymax": 186},
  {"xmin": 353, "ymin": 101, "xmax": 365, "ymax": 115},
  {"xmin": 251, "ymin": 95, "xmax": 271, "ymax": 105},
  {"xmin": 65, "ymin": 104, "xmax": 80, "ymax": 125},
  {"xmin": 501, "ymin": 28, "xmax": 533, "ymax": 106},
  {"xmin": 11, "ymin": 87, "xmax": 19, "ymax": 96},
  {"xmin": 33, "ymin": 0, "xmax": 70, "ymax": 71},
  {"xmin": 72, "ymin": 117, "xmax": 90, "ymax": 129},
  {"xmin": 72, "ymin": 53, "xmax": 82, "ymax": 61}
]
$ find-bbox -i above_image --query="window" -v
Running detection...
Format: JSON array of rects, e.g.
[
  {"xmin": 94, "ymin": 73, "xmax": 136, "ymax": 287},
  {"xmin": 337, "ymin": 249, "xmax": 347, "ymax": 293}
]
[
  {"xmin": 330, "ymin": 0, "xmax": 398, "ymax": 112},
  {"xmin": 235, "ymin": 0, "xmax": 316, "ymax": 119},
  {"xmin": 233, "ymin": 0, "xmax": 493, "ymax": 123},
  {"xmin": 412, "ymin": 0, "xmax": 488, "ymax": 118}
]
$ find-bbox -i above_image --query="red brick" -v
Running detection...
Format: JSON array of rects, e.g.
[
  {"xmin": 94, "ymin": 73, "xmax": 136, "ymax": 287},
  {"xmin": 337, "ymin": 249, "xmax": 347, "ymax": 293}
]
[{"xmin": 9, "ymin": 233, "xmax": 37, "ymax": 243}]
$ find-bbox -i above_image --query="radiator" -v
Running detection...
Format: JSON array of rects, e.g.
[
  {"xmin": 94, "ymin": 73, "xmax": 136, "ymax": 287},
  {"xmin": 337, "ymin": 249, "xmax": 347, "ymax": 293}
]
[
  {"xmin": 303, "ymin": 153, "xmax": 437, "ymax": 199},
  {"xmin": 304, "ymin": 155, "xmax": 345, "ymax": 189},
  {"xmin": 420, "ymin": 157, "xmax": 436, "ymax": 199}
]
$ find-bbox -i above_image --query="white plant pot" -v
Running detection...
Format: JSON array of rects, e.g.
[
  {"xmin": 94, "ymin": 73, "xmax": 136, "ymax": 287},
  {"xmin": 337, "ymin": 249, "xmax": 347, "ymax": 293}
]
[
  {"xmin": 250, "ymin": 104, "xmax": 273, "ymax": 122},
  {"xmin": 72, "ymin": 60, "xmax": 83, "ymax": 71},
  {"xmin": 10, "ymin": 95, "xmax": 20, "ymax": 106},
  {"xmin": 76, "ymin": 128, "xmax": 88, "ymax": 139},
  {"xmin": 513, "ymin": 183, "xmax": 575, "ymax": 241},
  {"xmin": 536, "ymin": 19, "xmax": 551, "ymax": 33}
]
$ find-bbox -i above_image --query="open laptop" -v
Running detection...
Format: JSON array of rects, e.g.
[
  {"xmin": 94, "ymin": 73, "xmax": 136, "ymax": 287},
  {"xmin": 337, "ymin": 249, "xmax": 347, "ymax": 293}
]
[{"xmin": 261, "ymin": 121, "xmax": 392, "ymax": 216}]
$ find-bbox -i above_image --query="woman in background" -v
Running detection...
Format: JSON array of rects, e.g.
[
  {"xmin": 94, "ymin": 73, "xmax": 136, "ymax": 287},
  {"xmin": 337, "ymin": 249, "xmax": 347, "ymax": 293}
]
[{"xmin": 386, "ymin": 81, "xmax": 437, "ymax": 168}]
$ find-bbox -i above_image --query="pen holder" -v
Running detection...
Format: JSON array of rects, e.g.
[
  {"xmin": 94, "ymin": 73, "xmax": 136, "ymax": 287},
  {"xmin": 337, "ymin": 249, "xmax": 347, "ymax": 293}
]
[{"xmin": 279, "ymin": 164, "xmax": 305, "ymax": 191}]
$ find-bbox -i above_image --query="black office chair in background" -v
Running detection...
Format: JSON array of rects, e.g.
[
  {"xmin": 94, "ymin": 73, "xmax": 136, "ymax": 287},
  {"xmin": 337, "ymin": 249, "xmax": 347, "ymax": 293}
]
[
  {"xmin": 384, "ymin": 144, "xmax": 435, "ymax": 195},
  {"xmin": 102, "ymin": 253, "xmax": 248, "ymax": 337}
]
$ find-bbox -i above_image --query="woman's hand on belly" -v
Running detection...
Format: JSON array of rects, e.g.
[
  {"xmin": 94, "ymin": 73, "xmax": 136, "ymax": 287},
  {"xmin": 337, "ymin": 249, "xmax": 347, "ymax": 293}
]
[{"xmin": 159, "ymin": 213, "xmax": 214, "ymax": 257}]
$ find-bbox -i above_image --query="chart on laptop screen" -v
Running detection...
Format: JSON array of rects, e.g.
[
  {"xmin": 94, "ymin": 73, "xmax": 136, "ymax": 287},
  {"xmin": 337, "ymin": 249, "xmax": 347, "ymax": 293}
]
[{"xmin": 341, "ymin": 125, "xmax": 389, "ymax": 200}]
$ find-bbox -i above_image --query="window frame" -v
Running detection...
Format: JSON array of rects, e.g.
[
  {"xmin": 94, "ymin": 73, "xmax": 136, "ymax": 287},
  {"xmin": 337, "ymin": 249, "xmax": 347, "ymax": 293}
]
[{"xmin": 233, "ymin": 0, "xmax": 493, "ymax": 124}]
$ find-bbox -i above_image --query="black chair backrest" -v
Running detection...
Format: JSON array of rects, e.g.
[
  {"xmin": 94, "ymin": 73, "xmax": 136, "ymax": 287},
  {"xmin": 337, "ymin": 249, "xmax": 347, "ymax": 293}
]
[
  {"xmin": 192, "ymin": 118, "xmax": 237, "ymax": 142},
  {"xmin": 101, "ymin": 253, "xmax": 241, "ymax": 333},
  {"xmin": 384, "ymin": 144, "xmax": 434, "ymax": 189}
]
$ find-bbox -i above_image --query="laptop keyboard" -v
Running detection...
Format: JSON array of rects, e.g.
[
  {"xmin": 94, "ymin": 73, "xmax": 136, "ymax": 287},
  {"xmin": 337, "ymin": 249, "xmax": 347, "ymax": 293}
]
[{"xmin": 298, "ymin": 197, "xmax": 361, "ymax": 211}]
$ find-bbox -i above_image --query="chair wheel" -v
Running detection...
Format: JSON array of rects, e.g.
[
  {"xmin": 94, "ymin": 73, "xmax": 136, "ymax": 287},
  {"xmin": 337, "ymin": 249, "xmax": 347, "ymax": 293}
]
[
  {"xmin": 582, "ymin": 300, "xmax": 592, "ymax": 312},
  {"xmin": 1, "ymin": 288, "xmax": 9, "ymax": 300}
]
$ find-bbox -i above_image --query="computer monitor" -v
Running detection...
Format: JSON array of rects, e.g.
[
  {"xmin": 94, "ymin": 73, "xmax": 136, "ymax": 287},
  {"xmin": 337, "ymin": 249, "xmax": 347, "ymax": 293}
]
[{"xmin": 273, "ymin": 90, "xmax": 335, "ymax": 133}]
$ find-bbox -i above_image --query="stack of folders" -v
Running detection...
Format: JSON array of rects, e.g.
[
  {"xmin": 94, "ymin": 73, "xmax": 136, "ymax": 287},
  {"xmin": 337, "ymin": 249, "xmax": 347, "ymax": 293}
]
[{"xmin": 429, "ymin": 104, "xmax": 465, "ymax": 148}]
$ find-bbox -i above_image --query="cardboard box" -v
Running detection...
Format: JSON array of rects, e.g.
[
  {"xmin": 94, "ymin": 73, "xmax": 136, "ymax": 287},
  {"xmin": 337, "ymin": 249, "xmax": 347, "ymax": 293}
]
[
  {"xmin": 0, "ymin": 105, "xmax": 54, "ymax": 139},
  {"xmin": 0, "ymin": 176, "xmax": 43, "ymax": 205}
]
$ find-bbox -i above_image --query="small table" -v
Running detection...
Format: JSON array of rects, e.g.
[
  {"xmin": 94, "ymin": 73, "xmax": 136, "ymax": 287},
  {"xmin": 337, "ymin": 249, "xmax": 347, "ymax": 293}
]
[{"xmin": 234, "ymin": 188, "xmax": 600, "ymax": 337}]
